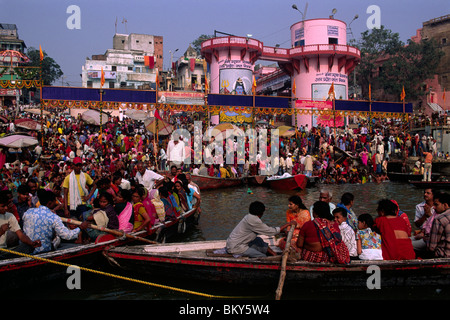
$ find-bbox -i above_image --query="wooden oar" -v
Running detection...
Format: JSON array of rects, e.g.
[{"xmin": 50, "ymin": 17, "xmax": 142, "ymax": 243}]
[
  {"xmin": 275, "ymin": 222, "xmax": 296, "ymax": 300},
  {"xmin": 60, "ymin": 217, "xmax": 158, "ymax": 245}
]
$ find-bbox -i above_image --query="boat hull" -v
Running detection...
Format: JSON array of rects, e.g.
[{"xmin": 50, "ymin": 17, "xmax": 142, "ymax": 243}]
[
  {"xmin": 190, "ymin": 175, "xmax": 244, "ymax": 190},
  {"xmin": 0, "ymin": 208, "xmax": 197, "ymax": 291},
  {"xmin": 266, "ymin": 174, "xmax": 308, "ymax": 190},
  {"xmin": 104, "ymin": 240, "xmax": 450, "ymax": 288},
  {"xmin": 388, "ymin": 172, "xmax": 439, "ymax": 182},
  {"xmin": 409, "ymin": 181, "xmax": 450, "ymax": 189}
]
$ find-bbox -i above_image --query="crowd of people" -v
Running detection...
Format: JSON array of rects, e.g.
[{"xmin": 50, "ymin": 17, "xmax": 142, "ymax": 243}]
[
  {"xmin": 0, "ymin": 105, "xmax": 448, "ymax": 261},
  {"xmin": 227, "ymin": 188, "xmax": 450, "ymax": 263}
]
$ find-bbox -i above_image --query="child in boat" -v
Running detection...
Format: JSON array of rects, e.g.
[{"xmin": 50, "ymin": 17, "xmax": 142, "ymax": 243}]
[
  {"xmin": 84, "ymin": 191, "xmax": 119, "ymax": 241},
  {"xmin": 131, "ymin": 186, "xmax": 153, "ymax": 232},
  {"xmin": 333, "ymin": 207, "xmax": 358, "ymax": 259},
  {"xmin": 356, "ymin": 213, "xmax": 383, "ymax": 260}
]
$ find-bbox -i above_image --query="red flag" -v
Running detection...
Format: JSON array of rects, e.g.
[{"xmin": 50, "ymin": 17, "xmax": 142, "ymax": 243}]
[{"xmin": 155, "ymin": 109, "xmax": 163, "ymax": 121}]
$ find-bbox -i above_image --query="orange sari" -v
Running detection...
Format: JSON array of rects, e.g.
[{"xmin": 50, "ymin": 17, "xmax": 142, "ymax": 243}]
[{"xmin": 279, "ymin": 209, "xmax": 311, "ymax": 251}]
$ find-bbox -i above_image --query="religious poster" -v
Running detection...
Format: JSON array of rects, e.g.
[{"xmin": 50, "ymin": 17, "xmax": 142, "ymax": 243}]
[{"xmin": 218, "ymin": 59, "xmax": 253, "ymax": 95}]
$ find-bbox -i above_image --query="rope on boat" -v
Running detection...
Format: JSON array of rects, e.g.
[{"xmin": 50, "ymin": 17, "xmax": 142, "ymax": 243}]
[{"xmin": 0, "ymin": 248, "xmax": 261, "ymax": 299}]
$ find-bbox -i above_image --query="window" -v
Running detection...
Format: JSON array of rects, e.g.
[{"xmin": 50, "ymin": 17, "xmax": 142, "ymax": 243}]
[
  {"xmin": 87, "ymin": 81, "xmax": 93, "ymax": 88},
  {"xmin": 128, "ymin": 66, "xmax": 133, "ymax": 71},
  {"xmin": 112, "ymin": 66, "xmax": 117, "ymax": 71},
  {"xmin": 109, "ymin": 82, "xmax": 115, "ymax": 88},
  {"xmin": 442, "ymin": 38, "xmax": 447, "ymax": 45},
  {"xmin": 328, "ymin": 38, "xmax": 338, "ymax": 44}
]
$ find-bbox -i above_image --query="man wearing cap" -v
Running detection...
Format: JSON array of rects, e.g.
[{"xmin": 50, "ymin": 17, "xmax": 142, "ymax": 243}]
[{"xmin": 62, "ymin": 157, "xmax": 96, "ymax": 219}]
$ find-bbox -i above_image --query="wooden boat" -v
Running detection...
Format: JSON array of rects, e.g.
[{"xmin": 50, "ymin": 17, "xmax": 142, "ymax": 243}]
[
  {"xmin": 190, "ymin": 174, "xmax": 244, "ymax": 191},
  {"xmin": 0, "ymin": 208, "xmax": 197, "ymax": 290},
  {"xmin": 409, "ymin": 180, "xmax": 450, "ymax": 189},
  {"xmin": 388, "ymin": 172, "xmax": 439, "ymax": 182},
  {"xmin": 246, "ymin": 175, "xmax": 267, "ymax": 186},
  {"xmin": 265, "ymin": 174, "xmax": 308, "ymax": 190},
  {"xmin": 103, "ymin": 238, "xmax": 450, "ymax": 288}
]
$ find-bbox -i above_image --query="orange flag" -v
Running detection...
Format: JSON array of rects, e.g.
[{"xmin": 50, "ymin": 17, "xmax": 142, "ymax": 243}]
[
  {"xmin": 252, "ymin": 75, "xmax": 257, "ymax": 94},
  {"xmin": 292, "ymin": 78, "xmax": 296, "ymax": 95},
  {"xmin": 204, "ymin": 75, "xmax": 209, "ymax": 93},
  {"xmin": 328, "ymin": 82, "xmax": 335, "ymax": 99},
  {"xmin": 369, "ymin": 84, "xmax": 371, "ymax": 101},
  {"xmin": 100, "ymin": 67, "xmax": 105, "ymax": 88},
  {"xmin": 443, "ymin": 89, "xmax": 446, "ymax": 102},
  {"xmin": 400, "ymin": 86, "xmax": 406, "ymax": 101},
  {"xmin": 39, "ymin": 45, "xmax": 44, "ymax": 61}
]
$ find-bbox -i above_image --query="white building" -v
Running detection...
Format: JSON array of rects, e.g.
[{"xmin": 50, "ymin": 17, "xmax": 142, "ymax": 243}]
[{"xmin": 81, "ymin": 33, "xmax": 163, "ymax": 89}]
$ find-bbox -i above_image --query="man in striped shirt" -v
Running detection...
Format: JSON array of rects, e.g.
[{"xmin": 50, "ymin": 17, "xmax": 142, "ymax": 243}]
[{"xmin": 428, "ymin": 192, "xmax": 450, "ymax": 258}]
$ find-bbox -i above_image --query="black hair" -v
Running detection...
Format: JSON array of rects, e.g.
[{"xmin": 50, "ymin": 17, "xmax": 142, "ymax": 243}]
[
  {"xmin": 133, "ymin": 185, "xmax": 146, "ymax": 198},
  {"xmin": 98, "ymin": 191, "xmax": 114, "ymax": 205},
  {"xmin": 332, "ymin": 207, "xmax": 347, "ymax": 218},
  {"xmin": 377, "ymin": 199, "xmax": 397, "ymax": 216},
  {"xmin": 434, "ymin": 192, "xmax": 450, "ymax": 206},
  {"xmin": 117, "ymin": 188, "xmax": 132, "ymax": 202},
  {"xmin": 340, "ymin": 192, "xmax": 354, "ymax": 206},
  {"xmin": 37, "ymin": 189, "xmax": 56, "ymax": 206},
  {"xmin": 0, "ymin": 191, "xmax": 9, "ymax": 205},
  {"xmin": 312, "ymin": 201, "xmax": 332, "ymax": 220},
  {"xmin": 358, "ymin": 213, "xmax": 374, "ymax": 229},
  {"xmin": 288, "ymin": 195, "xmax": 307, "ymax": 210},
  {"xmin": 249, "ymin": 201, "xmax": 265, "ymax": 216}
]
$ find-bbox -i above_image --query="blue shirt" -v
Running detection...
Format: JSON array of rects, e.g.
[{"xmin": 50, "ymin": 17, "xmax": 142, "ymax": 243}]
[{"xmin": 23, "ymin": 205, "xmax": 81, "ymax": 254}]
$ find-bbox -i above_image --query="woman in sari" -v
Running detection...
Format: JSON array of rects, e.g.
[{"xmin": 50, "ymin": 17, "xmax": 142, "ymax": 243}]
[
  {"xmin": 278, "ymin": 195, "xmax": 310, "ymax": 252},
  {"xmin": 296, "ymin": 201, "xmax": 350, "ymax": 264}
]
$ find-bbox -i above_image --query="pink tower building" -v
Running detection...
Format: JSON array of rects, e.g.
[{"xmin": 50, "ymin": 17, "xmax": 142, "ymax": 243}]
[{"xmin": 201, "ymin": 16, "xmax": 361, "ymax": 127}]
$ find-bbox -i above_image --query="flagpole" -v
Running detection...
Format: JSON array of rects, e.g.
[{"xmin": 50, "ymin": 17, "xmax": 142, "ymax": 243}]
[
  {"xmin": 369, "ymin": 83, "xmax": 372, "ymax": 134},
  {"xmin": 39, "ymin": 46, "xmax": 44, "ymax": 150},
  {"xmin": 155, "ymin": 70, "xmax": 159, "ymax": 169}
]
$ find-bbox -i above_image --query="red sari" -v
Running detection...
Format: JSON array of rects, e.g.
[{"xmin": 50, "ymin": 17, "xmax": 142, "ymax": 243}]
[{"xmin": 374, "ymin": 216, "xmax": 415, "ymax": 260}]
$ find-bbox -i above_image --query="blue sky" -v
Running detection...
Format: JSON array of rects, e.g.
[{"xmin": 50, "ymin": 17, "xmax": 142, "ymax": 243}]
[{"xmin": 1, "ymin": 0, "xmax": 449, "ymax": 86}]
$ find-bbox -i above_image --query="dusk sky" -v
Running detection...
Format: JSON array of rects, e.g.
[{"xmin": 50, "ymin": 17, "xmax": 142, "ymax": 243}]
[{"xmin": 1, "ymin": 0, "xmax": 449, "ymax": 86}]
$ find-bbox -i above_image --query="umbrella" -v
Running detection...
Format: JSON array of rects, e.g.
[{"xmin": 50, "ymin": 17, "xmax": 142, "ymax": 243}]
[
  {"xmin": 124, "ymin": 109, "xmax": 150, "ymax": 121},
  {"xmin": 14, "ymin": 118, "xmax": 42, "ymax": 131},
  {"xmin": 276, "ymin": 125, "xmax": 296, "ymax": 137},
  {"xmin": 25, "ymin": 108, "xmax": 50, "ymax": 116},
  {"xmin": 81, "ymin": 109, "xmax": 110, "ymax": 126},
  {"xmin": 204, "ymin": 123, "xmax": 245, "ymax": 141},
  {"xmin": 0, "ymin": 134, "xmax": 38, "ymax": 148},
  {"xmin": 144, "ymin": 117, "xmax": 173, "ymax": 136}
]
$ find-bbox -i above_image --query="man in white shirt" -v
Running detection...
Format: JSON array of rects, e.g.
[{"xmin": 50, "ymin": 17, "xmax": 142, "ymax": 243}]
[
  {"xmin": 135, "ymin": 161, "xmax": 164, "ymax": 192},
  {"xmin": 166, "ymin": 132, "xmax": 185, "ymax": 168}
]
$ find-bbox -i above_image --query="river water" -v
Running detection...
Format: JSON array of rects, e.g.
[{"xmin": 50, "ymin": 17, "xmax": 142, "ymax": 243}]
[{"xmin": 7, "ymin": 181, "xmax": 450, "ymax": 302}]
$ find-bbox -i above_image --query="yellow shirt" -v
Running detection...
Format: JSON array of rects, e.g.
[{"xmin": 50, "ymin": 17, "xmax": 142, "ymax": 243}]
[{"xmin": 62, "ymin": 172, "xmax": 94, "ymax": 206}]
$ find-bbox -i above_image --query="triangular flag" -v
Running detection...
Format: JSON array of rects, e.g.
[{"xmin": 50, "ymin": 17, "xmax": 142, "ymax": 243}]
[
  {"xmin": 155, "ymin": 109, "xmax": 163, "ymax": 121},
  {"xmin": 328, "ymin": 82, "xmax": 335, "ymax": 99},
  {"xmin": 292, "ymin": 78, "xmax": 296, "ymax": 95},
  {"xmin": 400, "ymin": 86, "xmax": 405, "ymax": 101},
  {"xmin": 100, "ymin": 67, "xmax": 105, "ymax": 88},
  {"xmin": 39, "ymin": 45, "xmax": 44, "ymax": 61}
]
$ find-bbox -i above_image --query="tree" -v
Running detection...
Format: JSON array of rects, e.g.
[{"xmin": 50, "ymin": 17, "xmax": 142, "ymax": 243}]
[
  {"xmin": 192, "ymin": 34, "xmax": 214, "ymax": 56},
  {"xmin": 352, "ymin": 26, "xmax": 444, "ymax": 102},
  {"xmin": 25, "ymin": 47, "xmax": 63, "ymax": 85}
]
